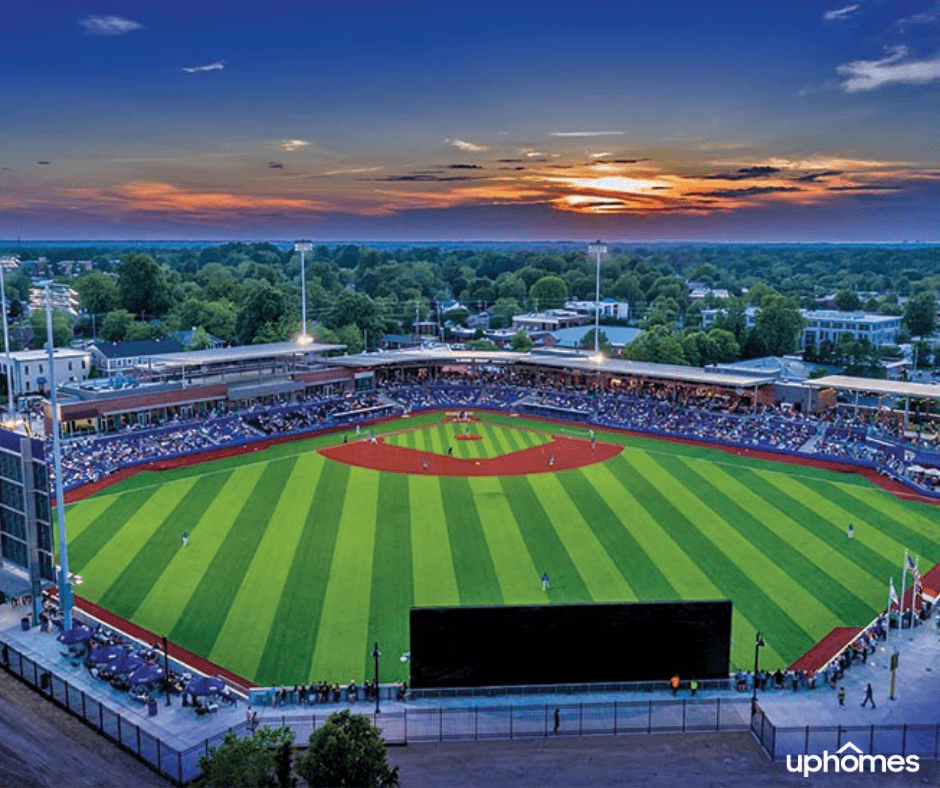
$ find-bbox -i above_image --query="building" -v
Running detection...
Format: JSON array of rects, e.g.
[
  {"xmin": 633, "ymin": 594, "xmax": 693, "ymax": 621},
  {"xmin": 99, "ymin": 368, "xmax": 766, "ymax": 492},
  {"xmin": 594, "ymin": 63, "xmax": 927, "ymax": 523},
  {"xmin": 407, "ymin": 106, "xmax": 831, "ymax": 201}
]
[
  {"xmin": 0, "ymin": 348, "xmax": 91, "ymax": 399},
  {"xmin": 800, "ymin": 310, "xmax": 901, "ymax": 349},
  {"xmin": 546, "ymin": 325, "xmax": 642, "ymax": 350},
  {"xmin": 0, "ymin": 429, "xmax": 54, "ymax": 616},
  {"xmin": 512, "ymin": 309, "xmax": 592, "ymax": 333},
  {"xmin": 89, "ymin": 339, "xmax": 184, "ymax": 376},
  {"xmin": 565, "ymin": 299, "xmax": 631, "ymax": 322},
  {"xmin": 701, "ymin": 306, "xmax": 759, "ymax": 330}
]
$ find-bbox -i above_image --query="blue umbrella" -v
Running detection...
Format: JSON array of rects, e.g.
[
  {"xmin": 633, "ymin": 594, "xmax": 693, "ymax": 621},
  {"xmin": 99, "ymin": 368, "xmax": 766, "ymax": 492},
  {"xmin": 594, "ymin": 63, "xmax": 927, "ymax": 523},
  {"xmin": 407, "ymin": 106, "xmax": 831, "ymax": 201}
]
[
  {"xmin": 185, "ymin": 675, "xmax": 227, "ymax": 697},
  {"xmin": 57, "ymin": 626, "xmax": 93, "ymax": 645},
  {"xmin": 88, "ymin": 645, "xmax": 127, "ymax": 665},
  {"xmin": 111, "ymin": 651, "xmax": 145, "ymax": 676},
  {"xmin": 128, "ymin": 663, "xmax": 165, "ymax": 686}
]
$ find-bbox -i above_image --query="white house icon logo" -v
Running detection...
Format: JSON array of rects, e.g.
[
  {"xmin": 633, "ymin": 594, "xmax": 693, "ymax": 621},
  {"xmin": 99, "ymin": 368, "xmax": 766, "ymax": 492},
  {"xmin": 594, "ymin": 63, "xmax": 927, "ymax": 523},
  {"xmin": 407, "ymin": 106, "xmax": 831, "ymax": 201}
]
[{"xmin": 786, "ymin": 740, "xmax": 919, "ymax": 777}]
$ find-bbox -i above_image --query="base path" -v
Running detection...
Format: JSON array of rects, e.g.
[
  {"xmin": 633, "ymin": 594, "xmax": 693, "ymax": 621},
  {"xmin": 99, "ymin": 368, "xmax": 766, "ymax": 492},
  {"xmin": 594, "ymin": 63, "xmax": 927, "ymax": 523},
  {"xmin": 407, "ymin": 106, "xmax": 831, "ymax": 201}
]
[{"xmin": 320, "ymin": 435, "xmax": 622, "ymax": 477}]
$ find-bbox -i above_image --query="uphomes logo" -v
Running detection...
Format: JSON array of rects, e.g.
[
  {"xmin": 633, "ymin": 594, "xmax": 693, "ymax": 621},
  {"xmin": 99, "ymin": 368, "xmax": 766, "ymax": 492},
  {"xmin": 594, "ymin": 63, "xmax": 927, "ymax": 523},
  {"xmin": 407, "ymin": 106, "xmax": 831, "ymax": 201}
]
[{"xmin": 786, "ymin": 742, "xmax": 919, "ymax": 777}]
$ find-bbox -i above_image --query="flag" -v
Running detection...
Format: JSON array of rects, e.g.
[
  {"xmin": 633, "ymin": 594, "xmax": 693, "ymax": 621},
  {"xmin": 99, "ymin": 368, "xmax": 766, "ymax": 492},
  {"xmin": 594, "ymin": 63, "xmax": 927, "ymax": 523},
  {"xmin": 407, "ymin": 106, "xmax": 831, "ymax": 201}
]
[
  {"xmin": 907, "ymin": 554, "xmax": 922, "ymax": 587},
  {"xmin": 889, "ymin": 577, "xmax": 899, "ymax": 606}
]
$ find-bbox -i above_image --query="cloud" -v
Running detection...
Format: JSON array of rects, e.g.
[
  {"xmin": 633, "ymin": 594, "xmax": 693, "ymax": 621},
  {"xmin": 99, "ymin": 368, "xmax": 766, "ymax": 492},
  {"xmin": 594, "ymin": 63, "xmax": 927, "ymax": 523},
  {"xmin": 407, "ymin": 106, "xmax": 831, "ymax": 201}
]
[
  {"xmin": 549, "ymin": 131, "xmax": 625, "ymax": 137},
  {"xmin": 793, "ymin": 170, "xmax": 843, "ymax": 182},
  {"xmin": 281, "ymin": 139, "xmax": 310, "ymax": 151},
  {"xmin": 78, "ymin": 15, "xmax": 143, "ymax": 35},
  {"xmin": 447, "ymin": 139, "xmax": 488, "ymax": 152},
  {"xmin": 588, "ymin": 159, "xmax": 647, "ymax": 165},
  {"xmin": 702, "ymin": 166, "xmax": 781, "ymax": 181},
  {"xmin": 268, "ymin": 162, "xmax": 284, "ymax": 169},
  {"xmin": 823, "ymin": 4, "xmax": 860, "ymax": 21},
  {"xmin": 315, "ymin": 166, "xmax": 385, "ymax": 177},
  {"xmin": 182, "ymin": 60, "xmax": 225, "ymax": 74},
  {"xmin": 837, "ymin": 46, "xmax": 940, "ymax": 92},
  {"xmin": 448, "ymin": 164, "xmax": 483, "ymax": 169},
  {"xmin": 366, "ymin": 174, "xmax": 485, "ymax": 182},
  {"xmin": 37, "ymin": 161, "xmax": 51, "ymax": 165},
  {"xmin": 688, "ymin": 185, "xmax": 803, "ymax": 198},
  {"xmin": 826, "ymin": 184, "xmax": 902, "ymax": 191}
]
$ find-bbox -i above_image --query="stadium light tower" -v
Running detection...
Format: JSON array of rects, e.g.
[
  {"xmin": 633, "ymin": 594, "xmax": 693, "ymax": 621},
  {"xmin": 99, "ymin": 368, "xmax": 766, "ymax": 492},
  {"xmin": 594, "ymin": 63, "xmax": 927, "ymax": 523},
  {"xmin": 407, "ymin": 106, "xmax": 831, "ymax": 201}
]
[
  {"xmin": 294, "ymin": 240, "xmax": 313, "ymax": 344},
  {"xmin": 587, "ymin": 241, "xmax": 607, "ymax": 356},
  {"xmin": 44, "ymin": 285, "xmax": 73, "ymax": 631}
]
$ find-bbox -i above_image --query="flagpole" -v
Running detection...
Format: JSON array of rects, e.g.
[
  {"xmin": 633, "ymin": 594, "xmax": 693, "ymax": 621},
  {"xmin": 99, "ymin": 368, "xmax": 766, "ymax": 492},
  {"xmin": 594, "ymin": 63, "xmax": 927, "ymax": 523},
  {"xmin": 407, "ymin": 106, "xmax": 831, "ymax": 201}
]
[
  {"xmin": 899, "ymin": 548, "xmax": 908, "ymax": 630},
  {"xmin": 914, "ymin": 554, "xmax": 921, "ymax": 618},
  {"xmin": 887, "ymin": 577, "xmax": 895, "ymax": 643}
]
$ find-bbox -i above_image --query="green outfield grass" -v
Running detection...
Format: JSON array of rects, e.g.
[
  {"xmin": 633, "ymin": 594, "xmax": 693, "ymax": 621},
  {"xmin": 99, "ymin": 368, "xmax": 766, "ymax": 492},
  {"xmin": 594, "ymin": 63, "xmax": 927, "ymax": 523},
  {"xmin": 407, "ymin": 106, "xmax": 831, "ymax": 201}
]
[
  {"xmin": 383, "ymin": 421, "xmax": 551, "ymax": 458},
  {"xmin": 61, "ymin": 412, "xmax": 940, "ymax": 686}
]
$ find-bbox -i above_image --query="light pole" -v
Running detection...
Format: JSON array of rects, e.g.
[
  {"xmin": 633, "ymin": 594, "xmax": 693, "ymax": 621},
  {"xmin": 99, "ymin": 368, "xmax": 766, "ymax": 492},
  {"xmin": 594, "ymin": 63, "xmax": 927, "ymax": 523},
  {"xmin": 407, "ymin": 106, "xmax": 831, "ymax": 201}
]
[
  {"xmin": 372, "ymin": 641, "xmax": 381, "ymax": 714},
  {"xmin": 588, "ymin": 241, "xmax": 607, "ymax": 355},
  {"xmin": 45, "ymin": 285, "xmax": 73, "ymax": 631},
  {"xmin": 294, "ymin": 241, "xmax": 313, "ymax": 342},
  {"xmin": 0, "ymin": 266, "xmax": 13, "ymax": 419},
  {"xmin": 162, "ymin": 635, "xmax": 171, "ymax": 706},
  {"xmin": 751, "ymin": 630, "xmax": 765, "ymax": 716}
]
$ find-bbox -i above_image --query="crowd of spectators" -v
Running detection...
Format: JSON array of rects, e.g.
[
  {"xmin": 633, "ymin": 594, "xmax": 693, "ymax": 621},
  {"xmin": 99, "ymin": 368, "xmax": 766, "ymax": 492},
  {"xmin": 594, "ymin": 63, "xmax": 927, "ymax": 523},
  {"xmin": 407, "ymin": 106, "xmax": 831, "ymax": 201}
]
[{"xmin": 49, "ymin": 369, "xmax": 940, "ymax": 492}]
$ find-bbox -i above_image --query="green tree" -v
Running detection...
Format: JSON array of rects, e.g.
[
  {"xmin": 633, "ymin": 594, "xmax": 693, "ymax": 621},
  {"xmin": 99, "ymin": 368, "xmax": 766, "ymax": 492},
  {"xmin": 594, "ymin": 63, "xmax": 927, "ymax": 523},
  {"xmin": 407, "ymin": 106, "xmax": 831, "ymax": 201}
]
[
  {"xmin": 236, "ymin": 280, "xmax": 289, "ymax": 345},
  {"xmin": 466, "ymin": 339, "xmax": 499, "ymax": 350},
  {"xmin": 833, "ymin": 290, "xmax": 862, "ymax": 312},
  {"xmin": 116, "ymin": 253, "xmax": 171, "ymax": 317},
  {"xmin": 753, "ymin": 295, "xmax": 805, "ymax": 356},
  {"xmin": 196, "ymin": 727, "xmax": 295, "ymax": 788},
  {"xmin": 295, "ymin": 710, "xmax": 399, "ymax": 788},
  {"xmin": 335, "ymin": 323, "xmax": 365, "ymax": 355},
  {"xmin": 578, "ymin": 328, "xmax": 612, "ymax": 354},
  {"xmin": 188, "ymin": 326, "xmax": 213, "ymax": 350},
  {"xmin": 904, "ymin": 291, "xmax": 937, "ymax": 338},
  {"xmin": 29, "ymin": 310, "xmax": 73, "ymax": 348},
  {"xmin": 528, "ymin": 276, "xmax": 568, "ymax": 310},
  {"xmin": 706, "ymin": 328, "xmax": 741, "ymax": 363},
  {"xmin": 99, "ymin": 309, "xmax": 135, "ymax": 342},
  {"xmin": 325, "ymin": 291, "xmax": 386, "ymax": 342},
  {"xmin": 510, "ymin": 329, "xmax": 533, "ymax": 352},
  {"xmin": 74, "ymin": 271, "xmax": 120, "ymax": 314}
]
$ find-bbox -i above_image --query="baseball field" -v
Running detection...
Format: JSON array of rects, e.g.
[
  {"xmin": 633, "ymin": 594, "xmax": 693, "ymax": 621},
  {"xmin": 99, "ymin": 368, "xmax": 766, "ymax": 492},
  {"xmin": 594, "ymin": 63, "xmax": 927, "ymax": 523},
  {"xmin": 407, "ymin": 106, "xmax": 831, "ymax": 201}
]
[{"xmin": 60, "ymin": 412, "xmax": 940, "ymax": 686}]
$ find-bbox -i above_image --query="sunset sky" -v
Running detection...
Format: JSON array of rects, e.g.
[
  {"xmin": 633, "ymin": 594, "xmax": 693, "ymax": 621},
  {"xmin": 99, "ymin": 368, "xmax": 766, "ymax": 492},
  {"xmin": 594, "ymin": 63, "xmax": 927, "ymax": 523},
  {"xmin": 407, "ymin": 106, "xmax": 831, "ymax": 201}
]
[{"xmin": 2, "ymin": 1, "xmax": 940, "ymax": 241}]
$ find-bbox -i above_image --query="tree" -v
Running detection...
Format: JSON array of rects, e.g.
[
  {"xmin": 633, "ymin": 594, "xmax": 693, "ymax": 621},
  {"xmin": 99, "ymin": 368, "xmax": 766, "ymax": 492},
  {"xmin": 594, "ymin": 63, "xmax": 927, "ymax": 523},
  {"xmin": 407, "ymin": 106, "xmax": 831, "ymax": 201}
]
[
  {"xmin": 99, "ymin": 309, "xmax": 136, "ymax": 342},
  {"xmin": 196, "ymin": 727, "xmax": 295, "ymax": 788},
  {"xmin": 904, "ymin": 291, "xmax": 937, "ymax": 338},
  {"xmin": 335, "ymin": 323, "xmax": 364, "ymax": 355},
  {"xmin": 188, "ymin": 326, "xmax": 213, "ymax": 350},
  {"xmin": 753, "ymin": 295, "xmax": 805, "ymax": 357},
  {"xmin": 236, "ymin": 280, "xmax": 289, "ymax": 345},
  {"xmin": 578, "ymin": 328, "xmax": 612, "ymax": 354},
  {"xmin": 295, "ymin": 710, "xmax": 399, "ymax": 788},
  {"xmin": 706, "ymin": 328, "xmax": 741, "ymax": 363},
  {"xmin": 116, "ymin": 253, "xmax": 171, "ymax": 317},
  {"xmin": 466, "ymin": 339, "xmax": 499, "ymax": 351},
  {"xmin": 528, "ymin": 276, "xmax": 568, "ymax": 310},
  {"xmin": 74, "ymin": 271, "xmax": 120, "ymax": 314},
  {"xmin": 510, "ymin": 329, "xmax": 533, "ymax": 352},
  {"xmin": 325, "ymin": 291, "xmax": 386, "ymax": 342},
  {"xmin": 833, "ymin": 289, "xmax": 862, "ymax": 312},
  {"xmin": 29, "ymin": 310, "xmax": 73, "ymax": 348}
]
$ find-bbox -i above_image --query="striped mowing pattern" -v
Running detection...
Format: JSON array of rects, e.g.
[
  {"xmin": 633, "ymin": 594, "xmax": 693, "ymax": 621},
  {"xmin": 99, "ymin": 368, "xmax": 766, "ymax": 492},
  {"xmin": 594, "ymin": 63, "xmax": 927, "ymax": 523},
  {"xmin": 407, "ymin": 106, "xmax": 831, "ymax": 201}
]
[
  {"xmin": 62, "ymin": 416, "xmax": 940, "ymax": 684},
  {"xmin": 384, "ymin": 421, "xmax": 551, "ymax": 459}
]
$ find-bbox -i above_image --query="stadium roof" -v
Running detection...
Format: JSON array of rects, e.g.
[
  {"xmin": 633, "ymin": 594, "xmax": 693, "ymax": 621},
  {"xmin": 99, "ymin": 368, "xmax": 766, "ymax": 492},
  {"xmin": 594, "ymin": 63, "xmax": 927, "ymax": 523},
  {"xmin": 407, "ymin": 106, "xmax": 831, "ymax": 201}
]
[
  {"xmin": 329, "ymin": 349, "xmax": 777, "ymax": 387},
  {"xmin": 805, "ymin": 375, "xmax": 940, "ymax": 400},
  {"xmin": 151, "ymin": 341, "xmax": 345, "ymax": 368}
]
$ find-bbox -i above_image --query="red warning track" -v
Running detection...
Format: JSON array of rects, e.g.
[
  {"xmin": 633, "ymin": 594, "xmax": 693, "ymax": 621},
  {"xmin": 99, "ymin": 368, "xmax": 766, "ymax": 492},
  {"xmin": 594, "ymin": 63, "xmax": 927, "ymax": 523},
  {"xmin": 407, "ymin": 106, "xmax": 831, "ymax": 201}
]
[{"xmin": 320, "ymin": 434, "xmax": 621, "ymax": 476}]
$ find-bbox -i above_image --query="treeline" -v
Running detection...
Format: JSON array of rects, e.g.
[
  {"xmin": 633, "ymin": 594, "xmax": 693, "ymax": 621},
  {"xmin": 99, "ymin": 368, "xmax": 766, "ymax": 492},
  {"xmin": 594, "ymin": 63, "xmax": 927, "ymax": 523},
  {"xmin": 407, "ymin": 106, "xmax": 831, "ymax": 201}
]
[{"xmin": 6, "ymin": 242, "xmax": 939, "ymax": 367}]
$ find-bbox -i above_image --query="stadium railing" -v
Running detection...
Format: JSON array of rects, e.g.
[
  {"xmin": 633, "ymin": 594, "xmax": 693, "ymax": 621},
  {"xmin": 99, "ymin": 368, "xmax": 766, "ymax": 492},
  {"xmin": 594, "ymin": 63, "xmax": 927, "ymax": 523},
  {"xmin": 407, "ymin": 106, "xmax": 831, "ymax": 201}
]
[
  {"xmin": 751, "ymin": 705, "xmax": 940, "ymax": 762},
  {"xmin": 408, "ymin": 677, "xmax": 734, "ymax": 700},
  {"xmin": 258, "ymin": 696, "xmax": 752, "ymax": 745},
  {"xmin": 0, "ymin": 636, "xmax": 246, "ymax": 785}
]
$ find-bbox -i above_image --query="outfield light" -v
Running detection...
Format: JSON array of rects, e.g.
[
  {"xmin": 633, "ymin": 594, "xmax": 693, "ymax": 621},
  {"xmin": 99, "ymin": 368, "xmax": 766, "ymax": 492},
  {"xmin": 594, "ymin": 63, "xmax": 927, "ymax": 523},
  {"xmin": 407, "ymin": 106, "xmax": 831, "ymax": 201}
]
[
  {"xmin": 296, "ymin": 333, "xmax": 314, "ymax": 346},
  {"xmin": 589, "ymin": 352, "xmax": 605, "ymax": 364}
]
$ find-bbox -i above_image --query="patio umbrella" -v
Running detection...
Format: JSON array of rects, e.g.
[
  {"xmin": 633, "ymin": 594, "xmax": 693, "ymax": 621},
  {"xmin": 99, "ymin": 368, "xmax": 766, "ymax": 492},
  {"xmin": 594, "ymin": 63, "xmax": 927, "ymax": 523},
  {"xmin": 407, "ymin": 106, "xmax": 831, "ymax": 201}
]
[
  {"xmin": 88, "ymin": 644, "xmax": 127, "ymax": 665},
  {"xmin": 57, "ymin": 626, "xmax": 93, "ymax": 646},
  {"xmin": 185, "ymin": 675, "xmax": 227, "ymax": 697},
  {"xmin": 111, "ymin": 651, "xmax": 145, "ymax": 676},
  {"xmin": 128, "ymin": 663, "xmax": 165, "ymax": 687}
]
